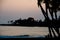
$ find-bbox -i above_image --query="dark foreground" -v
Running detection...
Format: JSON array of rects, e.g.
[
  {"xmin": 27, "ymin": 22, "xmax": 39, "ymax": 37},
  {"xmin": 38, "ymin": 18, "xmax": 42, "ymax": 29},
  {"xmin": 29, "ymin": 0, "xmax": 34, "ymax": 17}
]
[{"xmin": 0, "ymin": 35, "xmax": 60, "ymax": 39}]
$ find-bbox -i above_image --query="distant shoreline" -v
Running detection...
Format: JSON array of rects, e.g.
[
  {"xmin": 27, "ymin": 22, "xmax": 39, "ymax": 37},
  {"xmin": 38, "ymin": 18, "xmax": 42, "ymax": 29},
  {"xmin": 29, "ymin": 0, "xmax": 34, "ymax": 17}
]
[
  {"xmin": 0, "ymin": 24, "xmax": 60, "ymax": 28},
  {"xmin": 0, "ymin": 24, "xmax": 48, "ymax": 27}
]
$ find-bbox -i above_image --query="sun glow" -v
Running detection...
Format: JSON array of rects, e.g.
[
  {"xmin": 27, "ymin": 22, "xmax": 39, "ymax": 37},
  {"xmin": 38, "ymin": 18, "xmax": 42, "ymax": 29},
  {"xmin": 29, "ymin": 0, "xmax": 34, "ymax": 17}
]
[{"xmin": 0, "ymin": 0, "xmax": 45, "ymax": 24}]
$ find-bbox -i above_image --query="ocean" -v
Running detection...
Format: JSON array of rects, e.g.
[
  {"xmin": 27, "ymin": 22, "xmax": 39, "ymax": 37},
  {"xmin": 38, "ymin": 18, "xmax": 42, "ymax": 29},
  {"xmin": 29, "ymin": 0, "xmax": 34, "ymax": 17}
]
[{"xmin": 0, "ymin": 26, "xmax": 49, "ymax": 38}]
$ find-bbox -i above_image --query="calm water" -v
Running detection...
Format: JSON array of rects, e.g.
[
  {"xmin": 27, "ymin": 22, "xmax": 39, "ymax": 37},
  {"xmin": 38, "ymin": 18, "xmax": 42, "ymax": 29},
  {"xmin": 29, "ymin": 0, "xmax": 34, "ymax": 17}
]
[{"xmin": 0, "ymin": 26, "xmax": 49, "ymax": 36}]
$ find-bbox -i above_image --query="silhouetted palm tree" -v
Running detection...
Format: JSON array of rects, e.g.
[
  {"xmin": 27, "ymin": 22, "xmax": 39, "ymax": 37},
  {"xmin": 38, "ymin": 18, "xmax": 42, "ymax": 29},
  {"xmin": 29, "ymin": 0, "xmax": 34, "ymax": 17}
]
[
  {"xmin": 37, "ymin": 0, "xmax": 60, "ymax": 38},
  {"xmin": 38, "ymin": 0, "xmax": 60, "ymax": 20},
  {"xmin": 37, "ymin": 0, "xmax": 49, "ymax": 20},
  {"xmin": 48, "ymin": 0, "xmax": 60, "ymax": 20},
  {"xmin": 48, "ymin": 0, "xmax": 60, "ymax": 37}
]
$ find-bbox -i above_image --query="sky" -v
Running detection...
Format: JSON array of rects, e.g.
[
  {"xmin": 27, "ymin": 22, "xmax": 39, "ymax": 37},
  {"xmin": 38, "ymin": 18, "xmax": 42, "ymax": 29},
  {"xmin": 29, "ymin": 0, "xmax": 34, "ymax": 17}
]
[
  {"xmin": 0, "ymin": 0, "xmax": 60, "ymax": 24},
  {"xmin": 0, "ymin": 0, "xmax": 44, "ymax": 24}
]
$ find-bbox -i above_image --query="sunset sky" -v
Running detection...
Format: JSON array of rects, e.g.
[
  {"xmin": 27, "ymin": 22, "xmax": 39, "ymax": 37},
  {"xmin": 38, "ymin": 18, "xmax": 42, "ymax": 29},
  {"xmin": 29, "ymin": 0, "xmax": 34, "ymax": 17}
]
[{"xmin": 0, "ymin": 0, "xmax": 60, "ymax": 24}]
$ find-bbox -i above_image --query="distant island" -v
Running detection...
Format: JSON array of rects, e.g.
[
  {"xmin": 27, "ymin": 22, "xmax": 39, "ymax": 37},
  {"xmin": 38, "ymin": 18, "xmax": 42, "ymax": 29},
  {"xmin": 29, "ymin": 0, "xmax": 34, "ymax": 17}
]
[{"xmin": 0, "ymin": 17, "xmax": 60, "ymax": 27}]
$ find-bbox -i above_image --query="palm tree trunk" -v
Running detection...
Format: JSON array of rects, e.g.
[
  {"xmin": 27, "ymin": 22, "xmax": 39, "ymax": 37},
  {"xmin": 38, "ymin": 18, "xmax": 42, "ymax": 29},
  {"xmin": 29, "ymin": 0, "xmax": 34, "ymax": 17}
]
[
  {"xmin": 54, "ymin": 11, "xmax": 57, "ymax": 20},
  {"xmin": 54, "ymin": 27, "xmax": 60, "ymax": 37},
  {"xmin": 45, "ymin": 2, "xmax": 49, "ymax": 20},
  {"xmin": 49, "ymin": 8, "xmax": 54, "ymax": 20},
  {"xmin": 39, "ymin": 3, "xmax": 48, "ymax": 20},
  {"xmin": 48, "ymin": 27, "xmax": 53, "ymax": 38},
  {"xmin": 54, "ymin": 11, "xmax": 60, "ymax": 37}
]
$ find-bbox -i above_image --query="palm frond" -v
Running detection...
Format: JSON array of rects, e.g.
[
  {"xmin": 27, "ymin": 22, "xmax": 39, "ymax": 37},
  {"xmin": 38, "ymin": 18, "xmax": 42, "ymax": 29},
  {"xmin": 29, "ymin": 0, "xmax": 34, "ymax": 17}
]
[{"xmin": 37, "ymin": 0, "xmax": 43, "ymax": 7}]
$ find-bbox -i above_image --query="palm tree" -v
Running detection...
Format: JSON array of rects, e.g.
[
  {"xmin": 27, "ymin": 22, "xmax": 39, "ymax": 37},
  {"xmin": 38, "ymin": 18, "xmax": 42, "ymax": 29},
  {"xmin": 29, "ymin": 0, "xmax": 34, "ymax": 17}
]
[
  {"xmin": 38, "ymin": 0, "xmax": 60, "ymax": 20},
  {"xmin": 37, "ymin": 0, "xmax": 60, "ymax": 38},
  {"xmin": 48, "ymin": 0, "xmax": 60, "ymax": 20},
  {"xmin": 37, "ymin": 0, "xmax": 49, "ymax": 20},
  {"xmin": 37, "ymin": 0, "xmax": 52, "ymax": 38},
  {"xmin": 48, "ymin": 0, "xmax": 60, "ymax": 37}
]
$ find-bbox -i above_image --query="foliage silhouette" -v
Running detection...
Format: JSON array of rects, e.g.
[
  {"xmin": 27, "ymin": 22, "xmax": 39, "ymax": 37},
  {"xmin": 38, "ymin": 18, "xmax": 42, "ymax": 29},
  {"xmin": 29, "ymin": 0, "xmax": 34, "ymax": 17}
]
[
  {"xmin": 10, "ymin": 17, "xmax": 38, "ymax": 26},
  {"xmin": 37, "ymin": 0, "xmax": 60, "ymax": 38}
]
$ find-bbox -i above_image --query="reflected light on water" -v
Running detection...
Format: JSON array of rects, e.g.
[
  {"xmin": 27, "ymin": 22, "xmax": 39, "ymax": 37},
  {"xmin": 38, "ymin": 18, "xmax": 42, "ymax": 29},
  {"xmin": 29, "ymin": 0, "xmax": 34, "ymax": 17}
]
[{"xmin": 0, "ymin": 26, "xmax": 49, "ymax": 36}]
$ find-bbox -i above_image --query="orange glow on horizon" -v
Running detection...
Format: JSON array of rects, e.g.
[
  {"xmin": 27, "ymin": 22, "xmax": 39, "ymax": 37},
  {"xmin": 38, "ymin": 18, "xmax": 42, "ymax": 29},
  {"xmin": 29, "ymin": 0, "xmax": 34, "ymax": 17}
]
[{"xmin": 2, "ymin": 0, "xmax": 37, "ymax": 11}]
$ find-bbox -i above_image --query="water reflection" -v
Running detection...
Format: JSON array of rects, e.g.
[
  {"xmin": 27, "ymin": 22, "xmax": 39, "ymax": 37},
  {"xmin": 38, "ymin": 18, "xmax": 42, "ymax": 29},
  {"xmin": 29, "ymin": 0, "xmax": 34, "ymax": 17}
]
[{"xmin": 0, "ymin": 26, "xmax": 49, "ymax": 36}]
